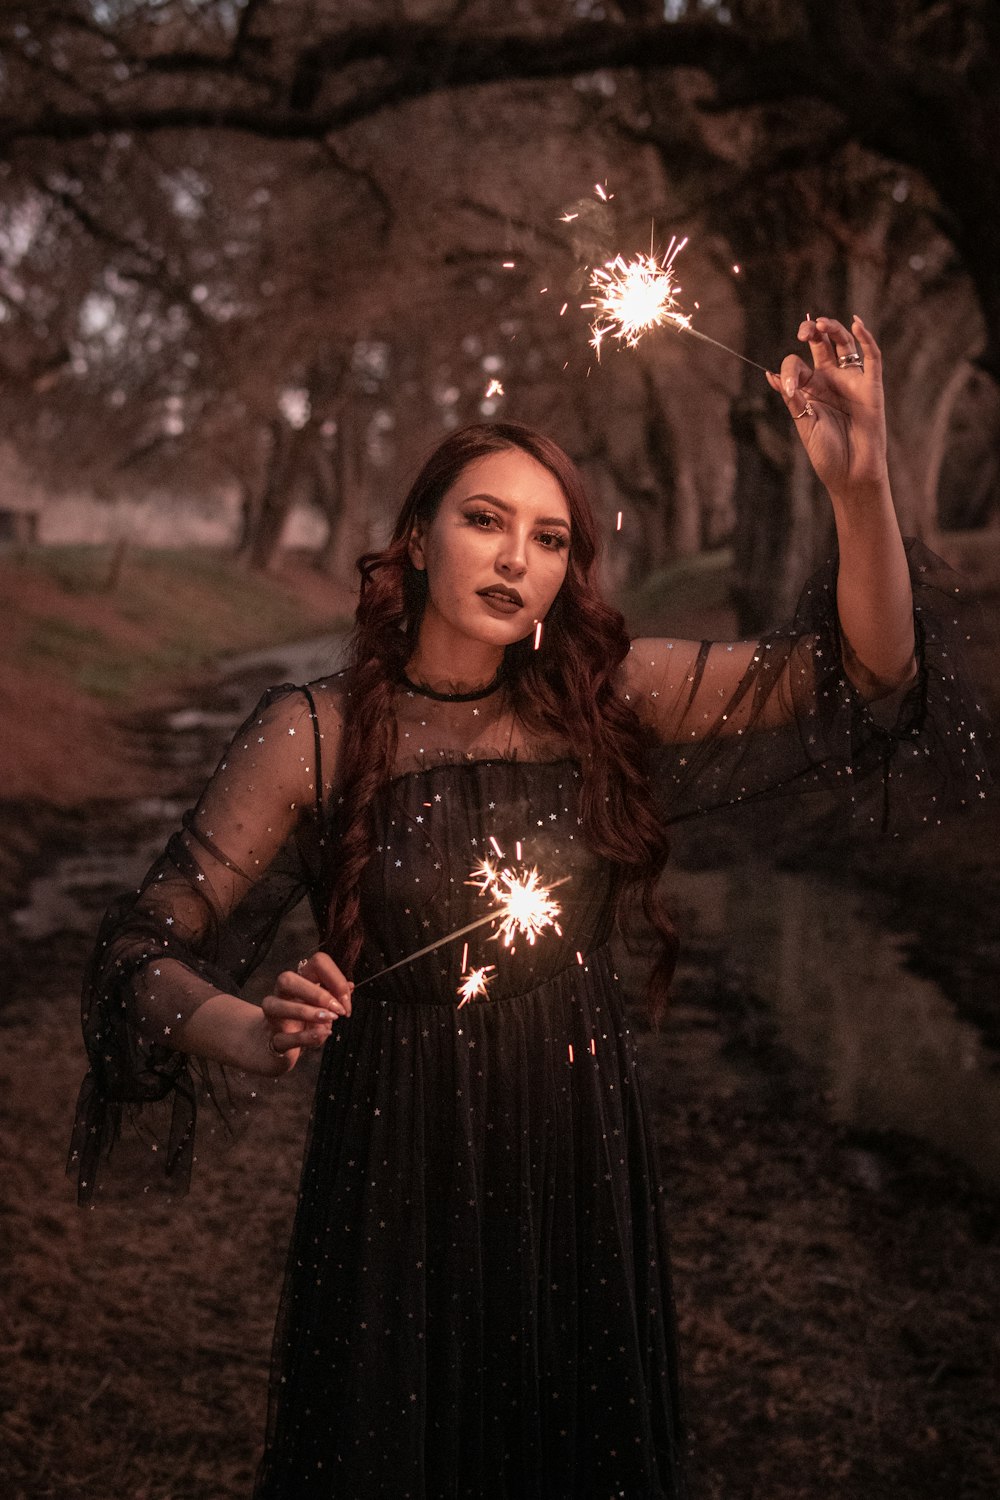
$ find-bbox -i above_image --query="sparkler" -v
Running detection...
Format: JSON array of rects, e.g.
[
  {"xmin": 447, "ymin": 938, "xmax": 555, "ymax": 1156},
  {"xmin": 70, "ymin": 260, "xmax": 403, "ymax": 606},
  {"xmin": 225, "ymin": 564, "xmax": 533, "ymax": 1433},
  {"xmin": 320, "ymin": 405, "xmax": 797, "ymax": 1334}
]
[
  {"xmin": 588, "ymin": 239, "xmax": 688, "ymax": 354},
  {"xmin": 556, "ymin": 184, "xmax": 769, "ymax": 375},
  {"xmin": 478, "ymin": 862, "xmax": 564, "ymax": 948},
  {"xmin": 352, "ymin": 858, "xmax": 567, "ymax": 993},
  {"xmin": 586, "ymin": 242, "xmax": 769, "ymax": 374},
  {"xmin": 457, "ymin": 964, "xmax": 496, "ymax": 1007}
]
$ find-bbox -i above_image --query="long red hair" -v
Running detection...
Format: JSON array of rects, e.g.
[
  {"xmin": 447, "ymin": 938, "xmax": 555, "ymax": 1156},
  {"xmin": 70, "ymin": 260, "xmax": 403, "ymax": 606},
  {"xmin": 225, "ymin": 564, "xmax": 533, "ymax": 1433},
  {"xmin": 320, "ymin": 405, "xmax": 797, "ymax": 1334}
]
[{"xmin": 324, "ymin": 421, "xmax": 677, "ymax": 1013}]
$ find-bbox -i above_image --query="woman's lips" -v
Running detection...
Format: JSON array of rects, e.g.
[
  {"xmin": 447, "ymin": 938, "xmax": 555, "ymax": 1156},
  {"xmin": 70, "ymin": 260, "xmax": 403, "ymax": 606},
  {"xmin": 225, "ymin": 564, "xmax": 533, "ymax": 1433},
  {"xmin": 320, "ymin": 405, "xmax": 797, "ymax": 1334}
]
[{"xmin": 477, "ymin": 588, "xmax": 523, "ymax": 614}]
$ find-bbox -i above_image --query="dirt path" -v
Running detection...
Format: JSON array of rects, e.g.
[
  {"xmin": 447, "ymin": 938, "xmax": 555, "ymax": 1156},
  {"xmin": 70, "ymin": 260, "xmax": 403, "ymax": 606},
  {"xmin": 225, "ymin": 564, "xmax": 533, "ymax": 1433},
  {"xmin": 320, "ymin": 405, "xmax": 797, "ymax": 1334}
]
[{"xmin": 2, "ymin": 836, "xmax": 998, "ymax": 1499}]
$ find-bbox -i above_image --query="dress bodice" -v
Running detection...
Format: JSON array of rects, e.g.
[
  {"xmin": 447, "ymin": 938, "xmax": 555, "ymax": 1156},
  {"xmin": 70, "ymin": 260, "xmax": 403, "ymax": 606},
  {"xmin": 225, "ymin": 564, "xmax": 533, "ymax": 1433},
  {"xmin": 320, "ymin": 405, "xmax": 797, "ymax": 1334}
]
[{"xmin": 356, "ymin": 759, "xmax": 618, "ymax": 1006}]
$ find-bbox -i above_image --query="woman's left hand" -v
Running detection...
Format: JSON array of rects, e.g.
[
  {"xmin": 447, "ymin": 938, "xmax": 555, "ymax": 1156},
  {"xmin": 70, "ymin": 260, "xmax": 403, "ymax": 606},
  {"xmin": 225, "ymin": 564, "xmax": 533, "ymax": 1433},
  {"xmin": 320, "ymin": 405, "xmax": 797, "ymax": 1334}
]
[{"xmin": 766, "ymin": 315, "xmax": 888, "ymax": 499}]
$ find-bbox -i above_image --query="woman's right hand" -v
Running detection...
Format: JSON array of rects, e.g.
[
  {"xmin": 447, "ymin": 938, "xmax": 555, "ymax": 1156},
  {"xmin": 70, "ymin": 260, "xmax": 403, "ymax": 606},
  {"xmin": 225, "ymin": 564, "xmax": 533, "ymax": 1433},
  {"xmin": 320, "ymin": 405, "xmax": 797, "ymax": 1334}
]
[{"xmin": 260, "ymin": 952, "xmax": 353, "ymax": 1073}]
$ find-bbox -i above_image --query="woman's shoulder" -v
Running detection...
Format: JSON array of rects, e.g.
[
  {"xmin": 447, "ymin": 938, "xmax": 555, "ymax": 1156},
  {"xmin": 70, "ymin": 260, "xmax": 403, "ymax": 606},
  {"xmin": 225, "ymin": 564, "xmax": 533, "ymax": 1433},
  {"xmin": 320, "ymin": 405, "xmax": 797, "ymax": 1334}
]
[{"xmin": 231, "ymin": 673, "xmax": 349, "ymax": 794}]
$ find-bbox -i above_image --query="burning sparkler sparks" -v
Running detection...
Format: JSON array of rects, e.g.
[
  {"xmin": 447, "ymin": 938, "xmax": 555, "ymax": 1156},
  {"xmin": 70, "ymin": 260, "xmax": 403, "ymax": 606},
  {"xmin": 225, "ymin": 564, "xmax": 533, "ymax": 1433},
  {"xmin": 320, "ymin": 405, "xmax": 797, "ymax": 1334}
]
[
  {"xmin": 457, "ymin": 964, "xmax": 496, "ymax": 1007},
  {"xmin": 557, "ymin": 184, "xmax": 770, "ymax": 375},
  {"xmin": 354, "ymin": 858, "xmax": 567, "ymax": 996},
  {"xmin": 473, "ymin": 861, "xmax": 564, "ymax": 948},
  {"xmin": 484, "ymin": 378, "xmax": 504, "ymax": 399},
  {"xmin": 588, "ymin": 239, "xmax": 690, "ymax": 357}
]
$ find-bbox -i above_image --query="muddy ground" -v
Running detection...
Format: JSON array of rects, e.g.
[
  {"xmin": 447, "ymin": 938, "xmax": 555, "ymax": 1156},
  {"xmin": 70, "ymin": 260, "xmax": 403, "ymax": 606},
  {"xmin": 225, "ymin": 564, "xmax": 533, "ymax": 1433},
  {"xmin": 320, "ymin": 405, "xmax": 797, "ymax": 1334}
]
[{"xmin": 1, "ymin": 638, "xmax": 998, "ymax": 1499}]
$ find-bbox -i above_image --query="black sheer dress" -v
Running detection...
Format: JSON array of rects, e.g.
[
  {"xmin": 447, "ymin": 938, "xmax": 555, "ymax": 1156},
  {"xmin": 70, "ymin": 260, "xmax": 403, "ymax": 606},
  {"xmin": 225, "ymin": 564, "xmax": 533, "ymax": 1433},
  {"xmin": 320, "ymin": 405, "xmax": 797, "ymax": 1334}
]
[{"xmin": 69, "ymin": 543, "xmax": 988, "ymax": 1500}]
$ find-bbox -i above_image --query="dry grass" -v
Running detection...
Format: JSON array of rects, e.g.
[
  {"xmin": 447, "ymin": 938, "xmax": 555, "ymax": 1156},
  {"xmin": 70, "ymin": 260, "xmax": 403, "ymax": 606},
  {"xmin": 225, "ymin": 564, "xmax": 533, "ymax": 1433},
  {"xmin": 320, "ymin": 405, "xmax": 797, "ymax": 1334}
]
[{"xmin": 0, "ymin": 545, "xmax": 353, "ymax": 804}]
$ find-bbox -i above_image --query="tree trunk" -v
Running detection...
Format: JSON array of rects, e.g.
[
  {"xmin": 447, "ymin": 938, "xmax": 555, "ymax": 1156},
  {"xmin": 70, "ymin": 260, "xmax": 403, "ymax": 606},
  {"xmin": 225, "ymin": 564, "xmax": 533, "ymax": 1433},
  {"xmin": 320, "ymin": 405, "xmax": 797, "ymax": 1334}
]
[
  {"xmin": 312, "ymin": 439, "xmax": 345, "ymax": 575},
  {"xmin": 728, "ymin": 265, "xmax": 836, "ymax": 634},
  {"xmin": 246, "ymin": 418, "xmax": 296, "ymax": 573},
  {"xmin": 316, "ymin": 405, "xmax": 372, "ymax": 586},
  {"xmin": 878, "ymin": 278, "xmax": 983, "ymax": 541}
]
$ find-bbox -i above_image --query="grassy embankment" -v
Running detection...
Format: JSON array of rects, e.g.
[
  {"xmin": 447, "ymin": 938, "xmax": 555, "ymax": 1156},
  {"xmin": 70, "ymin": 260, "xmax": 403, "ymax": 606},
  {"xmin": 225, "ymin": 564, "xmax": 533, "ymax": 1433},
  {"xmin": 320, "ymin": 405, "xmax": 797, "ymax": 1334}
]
[{"xmin": 0, "ymin": 544, "xmax": 352, "ymax": 806}]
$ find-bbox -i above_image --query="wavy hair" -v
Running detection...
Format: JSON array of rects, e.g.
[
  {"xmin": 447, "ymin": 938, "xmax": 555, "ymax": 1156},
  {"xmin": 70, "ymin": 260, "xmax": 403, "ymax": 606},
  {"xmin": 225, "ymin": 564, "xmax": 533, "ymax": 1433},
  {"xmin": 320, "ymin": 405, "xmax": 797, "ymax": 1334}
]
[{"xmin": 324, "ymin": 421, "xmax": 678, "ymax": 1015}]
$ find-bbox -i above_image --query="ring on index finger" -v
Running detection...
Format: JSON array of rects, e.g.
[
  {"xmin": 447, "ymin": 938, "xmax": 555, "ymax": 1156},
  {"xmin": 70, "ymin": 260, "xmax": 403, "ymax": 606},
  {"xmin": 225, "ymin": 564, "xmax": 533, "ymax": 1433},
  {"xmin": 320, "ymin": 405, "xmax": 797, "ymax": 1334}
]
[
  {"xmin": 792, "ymin": 399, "xmax": 816, "ymax": 420},
  {"xmin": 837, "ymin": 351, "xmax": 864, "ymax": 370}
]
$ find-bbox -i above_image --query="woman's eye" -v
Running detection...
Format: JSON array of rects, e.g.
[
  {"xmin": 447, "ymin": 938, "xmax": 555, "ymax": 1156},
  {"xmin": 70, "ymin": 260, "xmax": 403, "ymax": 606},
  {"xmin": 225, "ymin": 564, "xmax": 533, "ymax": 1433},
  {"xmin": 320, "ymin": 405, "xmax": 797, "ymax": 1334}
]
[
  {"xmin": 467, "ymin": 510, "xmax": 500, "ymax": 530},
  {"xmin": 538, "ymin": 532, "xmax": 569, "ymax": 551}
]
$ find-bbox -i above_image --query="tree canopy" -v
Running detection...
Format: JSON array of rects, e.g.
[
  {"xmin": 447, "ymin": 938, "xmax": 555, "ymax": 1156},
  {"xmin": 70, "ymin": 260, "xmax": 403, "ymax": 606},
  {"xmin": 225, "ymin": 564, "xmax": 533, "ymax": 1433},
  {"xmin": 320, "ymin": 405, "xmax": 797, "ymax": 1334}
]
[{"xmin": 1, "ymin": 1, "xmax": 996, "ymax": 616}]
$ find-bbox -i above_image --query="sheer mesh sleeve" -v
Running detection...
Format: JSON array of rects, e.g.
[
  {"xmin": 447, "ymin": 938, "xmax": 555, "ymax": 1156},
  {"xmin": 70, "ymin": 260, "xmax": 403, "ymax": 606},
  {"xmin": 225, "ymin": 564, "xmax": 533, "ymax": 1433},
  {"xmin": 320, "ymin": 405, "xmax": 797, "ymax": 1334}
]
[
  {"xmin": 621, "ymin": 538, "xmax": 990, "ymax": 833},
  {"xmin": 68, "ymin": 682, "xmax": 338, "ymax": 1204}
]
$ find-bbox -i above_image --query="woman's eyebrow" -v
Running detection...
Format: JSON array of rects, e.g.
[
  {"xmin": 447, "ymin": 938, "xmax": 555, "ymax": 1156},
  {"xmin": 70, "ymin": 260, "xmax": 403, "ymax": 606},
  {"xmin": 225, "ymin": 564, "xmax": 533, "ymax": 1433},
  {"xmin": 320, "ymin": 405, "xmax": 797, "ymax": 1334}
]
[{"xmin": 463, "ymin": 492, "xmax": 571, "ymax": 530}]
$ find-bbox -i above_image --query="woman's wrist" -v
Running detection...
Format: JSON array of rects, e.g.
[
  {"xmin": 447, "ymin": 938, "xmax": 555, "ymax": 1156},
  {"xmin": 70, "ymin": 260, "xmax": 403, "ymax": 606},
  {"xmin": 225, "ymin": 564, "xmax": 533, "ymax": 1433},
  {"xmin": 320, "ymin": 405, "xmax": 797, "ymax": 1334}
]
[
  {"xmin": 173, "ymin": 991, "xmax": 279, "ymax": 1075},
  {"xmin": 826, "ymin": 471, "xmax": 893, "ymax": 515}
]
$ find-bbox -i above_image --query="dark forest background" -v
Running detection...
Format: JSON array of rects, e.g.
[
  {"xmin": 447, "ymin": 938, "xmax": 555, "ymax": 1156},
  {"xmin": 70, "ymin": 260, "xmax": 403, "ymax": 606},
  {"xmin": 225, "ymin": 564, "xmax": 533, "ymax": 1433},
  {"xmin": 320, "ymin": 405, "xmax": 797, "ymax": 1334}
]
[
  {"xmin": 3, "ymin": 10, "xmax": 1000, "ymax": 1500},
  {"xmin": 2, "ymin": 0, "xmax": 999, "ymax": 628}
]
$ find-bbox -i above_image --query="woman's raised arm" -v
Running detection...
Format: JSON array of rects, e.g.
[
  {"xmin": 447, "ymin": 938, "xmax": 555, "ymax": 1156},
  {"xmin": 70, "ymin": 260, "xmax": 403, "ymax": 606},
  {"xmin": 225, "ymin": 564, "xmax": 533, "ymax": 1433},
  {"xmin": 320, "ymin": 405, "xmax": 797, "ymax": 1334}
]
[{"xmin": 619, "ymin": 316, "xmax": 987, "ymax": 827}]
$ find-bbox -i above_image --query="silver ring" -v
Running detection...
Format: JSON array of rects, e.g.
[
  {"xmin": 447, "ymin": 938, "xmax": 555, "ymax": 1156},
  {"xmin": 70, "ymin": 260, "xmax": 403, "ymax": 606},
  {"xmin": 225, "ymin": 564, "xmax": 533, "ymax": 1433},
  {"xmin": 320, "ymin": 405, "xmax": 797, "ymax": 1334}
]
[
  {"xmin": 267, "ymin": 1032, "xmax": 282, "ymax": 1057},
  {"xmin": 792, "ymin": 400, "xmax": 815, "ymax": 420},
  {"xmin": 837, "ymin": 351, "xmax": 864, "ymax": 370},
  {"xmin": 296, "ymin": 957, "xmax": 309, "ymax": 972}
]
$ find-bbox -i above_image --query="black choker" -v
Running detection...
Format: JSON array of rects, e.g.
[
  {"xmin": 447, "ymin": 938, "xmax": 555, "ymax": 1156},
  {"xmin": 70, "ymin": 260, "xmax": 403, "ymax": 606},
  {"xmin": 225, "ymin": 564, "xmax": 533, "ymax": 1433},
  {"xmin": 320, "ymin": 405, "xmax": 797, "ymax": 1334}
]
[{"xmin": 400, "ymin": 665, "xmax": 506, "ymax": 703}]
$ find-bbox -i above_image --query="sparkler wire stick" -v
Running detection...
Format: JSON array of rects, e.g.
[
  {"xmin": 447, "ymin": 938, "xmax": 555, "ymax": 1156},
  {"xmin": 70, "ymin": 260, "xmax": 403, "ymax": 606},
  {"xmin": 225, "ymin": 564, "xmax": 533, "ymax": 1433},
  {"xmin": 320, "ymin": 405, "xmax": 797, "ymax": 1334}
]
[
  {"xmin": 352, "ymin": 875, "xmax": 571, "ymax": 992},
  {"xmin": 675, "ymin": 322, "xmax": 770, "ymax": 375}
]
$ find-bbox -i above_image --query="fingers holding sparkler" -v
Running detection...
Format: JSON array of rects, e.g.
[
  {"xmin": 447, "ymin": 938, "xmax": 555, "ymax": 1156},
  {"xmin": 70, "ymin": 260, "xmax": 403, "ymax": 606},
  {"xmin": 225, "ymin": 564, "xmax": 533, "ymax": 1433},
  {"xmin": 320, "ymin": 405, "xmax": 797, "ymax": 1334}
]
[{"xmin": 765, "ymin": 313, "xmax": 888, "ymax": 496}]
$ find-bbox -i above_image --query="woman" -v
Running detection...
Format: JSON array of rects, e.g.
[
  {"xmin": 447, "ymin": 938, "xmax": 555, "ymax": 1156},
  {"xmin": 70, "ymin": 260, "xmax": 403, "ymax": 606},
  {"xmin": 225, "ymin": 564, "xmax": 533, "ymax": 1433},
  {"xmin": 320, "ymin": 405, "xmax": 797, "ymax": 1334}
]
[{"xmin": 70, "ymin": 316, "xmax": 986, "ymax": 1499}]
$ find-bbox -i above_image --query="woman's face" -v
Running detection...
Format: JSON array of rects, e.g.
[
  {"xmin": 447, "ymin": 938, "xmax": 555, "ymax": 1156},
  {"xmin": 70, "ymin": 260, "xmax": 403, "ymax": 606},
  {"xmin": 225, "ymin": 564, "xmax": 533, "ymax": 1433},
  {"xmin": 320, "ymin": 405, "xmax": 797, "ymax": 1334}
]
[{"xmin": 408, "ymin": 447, "xmax": 572, "ymax": 655}]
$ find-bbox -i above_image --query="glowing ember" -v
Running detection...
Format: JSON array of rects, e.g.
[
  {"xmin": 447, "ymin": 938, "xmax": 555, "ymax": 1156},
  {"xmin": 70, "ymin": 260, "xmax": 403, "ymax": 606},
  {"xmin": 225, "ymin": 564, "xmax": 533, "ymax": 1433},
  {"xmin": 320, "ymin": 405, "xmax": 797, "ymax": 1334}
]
[
  {"xmin": 491, "ymin": 865, "xmax": 563, "ymax": 948},
  {"xmin": 533, "ymin": 620, "xmax": 543, "ymax": 650},
  {"xmin": 469, "ymin": 858, "xmax": 499, "ymax": 894},
  {"xmin": 588, "ymin": 240, "xmax": 690, "ymax": 357},
  {"xmin": 467, "ymin": 858, "xmax": 564, "ymax": 947},
  {"xmin": 355, "ymin": 856, "xmax": 568, "ymax": 997},
  {"xmin": 457, "ymin": 964, "xmax": 496, "ymax": 1007},
  {"xmin": 484, "ymin": 378, "xmax": 504, "ymax": 399}
]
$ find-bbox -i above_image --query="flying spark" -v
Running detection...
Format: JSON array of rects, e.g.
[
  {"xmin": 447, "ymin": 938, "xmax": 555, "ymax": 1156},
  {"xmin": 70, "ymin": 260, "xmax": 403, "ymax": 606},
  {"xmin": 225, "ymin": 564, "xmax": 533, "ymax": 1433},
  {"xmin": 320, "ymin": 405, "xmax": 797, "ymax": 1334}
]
[
  {"xmin": 457, "ymin": 964, "xmax": 496, "ymax": 1007},
  {"xmin": 533, "ymin": 620, "xmax": 544, "ymax": 650},
  {"xmin": 484, "ymin": 378, "xmax": 505, "ymax": 398}
]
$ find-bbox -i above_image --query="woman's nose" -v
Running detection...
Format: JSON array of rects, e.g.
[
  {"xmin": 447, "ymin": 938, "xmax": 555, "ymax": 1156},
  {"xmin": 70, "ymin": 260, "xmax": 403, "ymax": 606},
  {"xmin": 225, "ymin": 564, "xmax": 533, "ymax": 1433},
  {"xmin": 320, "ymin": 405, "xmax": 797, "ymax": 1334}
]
[{"xmin": 496, "ymin": 533, "xmax": 528, "ymax": 576}]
